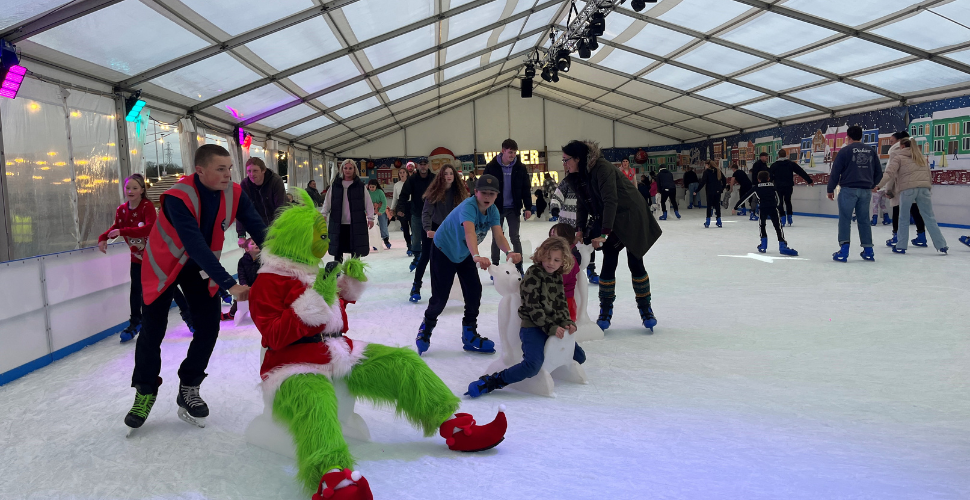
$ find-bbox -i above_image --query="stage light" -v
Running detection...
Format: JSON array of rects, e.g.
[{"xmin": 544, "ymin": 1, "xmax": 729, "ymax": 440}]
[
  {"xmin": 124, "ymin": 90, "xmax": 146, "ymax": 122},
  {"xmin": 632, "ymin": 0, "xmax": 659, "ymax": 11},
  {"xmin": 588, "ymin": 36, "xmax": 599, "ymax": 51},
  {"xmin": 577, "ymin": 38, "xmax": 592, "ymax": 59},
  {"xmin": 1, "ymin": 39, "xmax": 25, "ymax": 100},
  {"xmin": 524, "ymin": 63, "xmax": 535, "ymax": 79},
  {"xmin": 541, "ymin": 66, "xmax": 554, "ymax": 82},
  {"xmin": 521, "ymin": 78, "xmax": 533, "ymax": 98},
  {"xmin": 588, "ymin": 12, "xmax": 605, "ymax": 37},
  {"xmin": 556, "ymin": 49, "xmax": 571, "ymax": 73}
]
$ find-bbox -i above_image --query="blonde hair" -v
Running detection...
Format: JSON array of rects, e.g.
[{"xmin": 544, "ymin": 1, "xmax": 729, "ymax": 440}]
[
  {"xmin": 338, "ymin": 158, "xmax": 360, "ymax": 180},
  {"xmin": 899, "ymin": 138, "xmax": 928, "ymax": 168},
  {"xmin": 531, "ymin": 236, "xmax": 574, "ymax": 274}
]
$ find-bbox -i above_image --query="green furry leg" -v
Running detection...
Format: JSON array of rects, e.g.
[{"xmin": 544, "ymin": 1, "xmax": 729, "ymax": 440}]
[
  {"xmin": 346, "ymin": 343, "xmax": 460, "ymax": 437},
  {"xmin": 273, "ymin": 374, "xmax": 355, "ymax": 494}
]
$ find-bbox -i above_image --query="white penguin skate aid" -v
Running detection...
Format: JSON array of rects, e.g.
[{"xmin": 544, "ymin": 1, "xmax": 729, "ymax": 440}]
[
  {"xmin": 485, "ymin": 260, "xmax": 587, "ymax": 398},
  {"xmin": 571, "ymin": 243, "xmax": 604, "ymax": 343}
]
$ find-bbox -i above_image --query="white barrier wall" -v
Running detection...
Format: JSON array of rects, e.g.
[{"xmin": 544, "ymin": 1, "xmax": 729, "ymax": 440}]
[{"xmin": 0, "ymin": 230, "xmax": 244, "ymax": 385}]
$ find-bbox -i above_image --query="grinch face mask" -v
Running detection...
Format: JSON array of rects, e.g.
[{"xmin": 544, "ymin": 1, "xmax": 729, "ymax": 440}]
[
  {"xmin": 312, "ymin": 216, "xmax": 329, "ymax": 259},
  {"xmin": 261, "ymin": 188, "xmax": 329, "ymax": 267}
]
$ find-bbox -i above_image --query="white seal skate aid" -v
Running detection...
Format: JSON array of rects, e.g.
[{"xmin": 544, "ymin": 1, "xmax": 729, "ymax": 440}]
[
  {"xmin": 572, "ymin": 243, "xmax": 604, "ymax": 343},
  {"xmin": 484, "ymin": 260, "xmax": 588, "ymax": 397}
]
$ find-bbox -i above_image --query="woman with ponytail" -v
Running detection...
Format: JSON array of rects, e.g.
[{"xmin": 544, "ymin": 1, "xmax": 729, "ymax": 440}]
[{"xmin": 562, "ymin": 140, "xmax": 661, "ymax": 333}]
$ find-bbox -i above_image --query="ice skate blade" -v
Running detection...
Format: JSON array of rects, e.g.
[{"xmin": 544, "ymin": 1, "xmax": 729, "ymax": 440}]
[
  {"xmin": 177, "ymin": 408, "xmax": 207, "ymax": 428},
  {"xmin": 126, "ymin": 427, "xmax": 135, "ymax": 438}
]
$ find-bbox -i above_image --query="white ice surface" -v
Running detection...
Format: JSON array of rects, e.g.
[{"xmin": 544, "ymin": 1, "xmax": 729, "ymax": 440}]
[{"xmin": 2, "ymin": 211, "xmax": 970, "ymax": 499}]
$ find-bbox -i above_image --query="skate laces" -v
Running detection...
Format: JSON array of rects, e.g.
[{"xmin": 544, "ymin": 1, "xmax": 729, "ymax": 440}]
[
  {"xmin": 180, "ymin": 385, "xmax": 205, "ymax": 408},
  {"xmin": 466, "ymin": 330, "xmax": 490, "ymax": 347},
  {"xmin": 130, "ymin": 392, "xmax": 156, "ymax": 418}
]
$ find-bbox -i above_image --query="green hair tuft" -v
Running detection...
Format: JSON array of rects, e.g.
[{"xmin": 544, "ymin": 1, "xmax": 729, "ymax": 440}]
[{"xmin": 261, "ymin": 188, "xmax": 323, "ymax": 266}]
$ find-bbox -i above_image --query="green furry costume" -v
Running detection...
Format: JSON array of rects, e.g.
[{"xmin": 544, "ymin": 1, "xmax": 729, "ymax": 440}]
[{"xmin": 249, "ymin": 189, "xmax": 461, "ymax": 495}]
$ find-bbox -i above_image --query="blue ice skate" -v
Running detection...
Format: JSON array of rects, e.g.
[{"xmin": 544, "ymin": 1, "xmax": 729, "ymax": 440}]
[
  {"xmin": 861, "ymin": 247, "xmax": 876, "ymax": 261},
  {"xmin": 832, "ymin": 243, "xmax": 849, "ymax": 262},
  {"xmin": 757, "ymin": 237, "xmax": 767, "ymax": 253}
]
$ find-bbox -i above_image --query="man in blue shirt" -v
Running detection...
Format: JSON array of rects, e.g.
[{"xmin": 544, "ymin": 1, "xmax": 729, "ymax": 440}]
[
  {"xmin": 828, "ymin": 125, "xmax": 883, "ymax": 262},
  {"xmin": 415, "ymin": 174, "xmax": 522, "ymax": 356}
]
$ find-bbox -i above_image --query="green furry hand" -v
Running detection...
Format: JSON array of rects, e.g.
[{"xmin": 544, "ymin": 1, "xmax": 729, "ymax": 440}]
[
  {"xmin": 312, "ymin": 267, "xmax": 338, "ymax": 306},
  {"xmin": 341, "ymin": 258, "xmax": 368, "ymax": 282}
]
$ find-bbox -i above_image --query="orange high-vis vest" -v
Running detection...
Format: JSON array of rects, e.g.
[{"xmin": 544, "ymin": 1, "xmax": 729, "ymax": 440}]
[{"xmin": 142, "ymin": 175, "xmax": 241, "ymax": 305}]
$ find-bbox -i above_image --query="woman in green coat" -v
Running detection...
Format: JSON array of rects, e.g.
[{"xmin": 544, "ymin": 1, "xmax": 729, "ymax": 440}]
[
  {"xmin": 562, "ymin": 140, "xmax": 662, "ymax": 333},
  {"xmin": 367, "ymin": 178, "xmax": 390, "ymax": 249}
]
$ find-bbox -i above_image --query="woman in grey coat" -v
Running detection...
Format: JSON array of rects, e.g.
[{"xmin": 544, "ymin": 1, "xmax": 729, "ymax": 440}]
[{"xmin": 562, "ymin": 140, "xmax": 662, "ymax": 333}]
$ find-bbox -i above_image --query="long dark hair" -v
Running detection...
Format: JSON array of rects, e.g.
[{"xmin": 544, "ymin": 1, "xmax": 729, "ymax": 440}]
[{"xmin": 423, "ymin": 164, "xmax": 467, "ymax": 207}]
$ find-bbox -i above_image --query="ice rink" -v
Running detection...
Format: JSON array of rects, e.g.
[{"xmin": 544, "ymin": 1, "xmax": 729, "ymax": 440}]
[{"xmin": 2, "ymin": 210, "xmax": 970, "ymax": 500}]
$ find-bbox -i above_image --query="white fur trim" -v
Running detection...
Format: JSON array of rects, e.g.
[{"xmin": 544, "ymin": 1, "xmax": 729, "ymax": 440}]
[
  {"xmin": 290, "ymin": 289, "xmax": 333, "ymax": 327},
  {"xmin": 258, "ymin": 253, "xmax": 319, "ymax": 286},
  {"xmin": 259, "ymin": 339, "xmax": 369, "ymax": 395},
  {"xmin": 337, "ymin": 274, "xmax": 367, "ymax": 302}
]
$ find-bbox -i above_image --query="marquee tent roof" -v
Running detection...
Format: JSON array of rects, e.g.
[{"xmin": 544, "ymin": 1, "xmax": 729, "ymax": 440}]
[{"xmin": 4, "ymin": 0, "xmax": 970, "ymax": 152}]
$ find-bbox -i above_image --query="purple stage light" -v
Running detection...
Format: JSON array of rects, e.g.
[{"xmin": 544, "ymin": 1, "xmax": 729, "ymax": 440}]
[{"xmin": 0, "ymin": 64, "xmax": 25, "ymax": 99}]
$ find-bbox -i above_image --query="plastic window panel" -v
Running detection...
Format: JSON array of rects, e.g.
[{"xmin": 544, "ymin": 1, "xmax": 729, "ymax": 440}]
[
  {"xmin": 0, "ymin": 0, "xmax": 71, "ymax": 32},
  {"xmin": 930, "ymin": 2, "xmax": 970, "ymax": 28},
  {"xmin": 246, "ymin": 17, "xmax": 342, "ymax": 71},
  {"xmin": 216, "ymin": 84, "xmax": 294, "ymax": 118},
  {"xmin": 943, "ymin": 49, "xmax": 970, "ymax": 66},
  {"xmin": 788, "ymin": 82, "xmax": 882, "ymax": 107},
  {"xmin": 523, "ymin": 4, "xmax": 558, "ymax": 33},
  {"xmin": 622, "ymin": 23, "xmax": 695, "ymax": 57},
  {"xmin": 379, "ymin": 54, "xmax": 436, "ymax": 87},
  {"xmin": 602, "ymin": 12, "xmax": 636, "ymax": 40},
  {"xmin": 644, "ymin": 64, "xmax": 714, "ymax": 90},
  {"xmin": 489, "ymin": 48, "xmax": 513, "ymax": 64},
  {"xmin": 284, "ymin": 115, "xmax": 335, "ymax": 137},
  {"xmin": 695, "ymin": 82, "xmax": 765, "ymax": 104},
  {"xmin": 497, "ymin": 18, "xmax": 527, "ymax": 44},
  {"xmin": 444, "ymin": 57, "xmax": 483, "ymax": 81},
  {"xmin": 253, "ymin": 104, "xmax": 317, "ymax": 130},
  {"xmin": 782, "ymin": 0, "xmax": 916, "ymax": 27},
  {"xmin": 721, "ymin": 13, "xmax": 837, "ymax": 55},
  {"xmin": 674, "ymin": 43, "xmax": 764, "ymax": 75},
  {"xmin": 29, "ymin": 1, "xmax": 208, "ymax": 76},
  {"xmin": 289, "ymin": 56, "xmax": 362, "ymax": 95},
  {"xmin": 512, "ymin": 0, "xmax": 537, "ymax": 16},
  {"xmin": 657, "ymin": 0, "xmax": 752, "ymax": 33},
  {"xmin": 151, "ymin": 52, "xmax": 262, "ymax": 101},
  {"xmin": 363, "ymin": 24, "xmax": 435, "ymax": 69},
  {"xmin": 742, "ymin": 97, "xmax": 814, "ymax": 118},
  {"xmin": 342, "ymin": 0, "xmax": 434, "ymax": 42},
  {"xmin": 510, "ymin": 33, "xmax": 543, "ymax": 56},
  {"xmin": 447, "ymin": 32, "xmax": 492, "ymax": 63},
  {"xmin": 736, "ymin": 64, "xmax": 825, "ymax": 91},
  {"xmin": 871, "ymin": 11, "xmax": 970, "ymax": 51},
  {"xmin": 385, "ymin": 75, "xmax": 436, "ymax": 101},
  {"xmin": 855, "ymin": 60, "xmax": 970, "ymax": 94},
  {"xmin": 449, "ymin": 1, "xmax": 505, "ymax": 37},
  {"xmin": 596, "ymin": 48, "xmax": 652, "ymax": 75},
  {"xmin": 333, "ymin": 96, "xmax": 382, "ymax": 119},
  {"xmin": 180, "ymin": 0, "xmax": 314, "ymax": 36},
  {"xmin": 791, "ymin": 38, "xmax": 908, "ymax": 75},
  {"xmin": 317, "ymin": 80, "xmax": 373, "ymax": 108}
]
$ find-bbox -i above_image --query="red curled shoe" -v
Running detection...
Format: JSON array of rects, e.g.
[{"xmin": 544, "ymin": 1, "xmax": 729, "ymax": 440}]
[
  {"xmin": 439, "ymin": 405, "xmax": 507, "ymax": 452},
  {"xmin": 311, "ymin": 468, "xmax": 372, "ymax": 500}
]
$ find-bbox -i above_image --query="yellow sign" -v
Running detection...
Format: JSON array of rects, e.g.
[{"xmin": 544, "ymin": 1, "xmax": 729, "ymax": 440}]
[
  {"xmin": 483, "ymin": 150, "xmax": 541, "ymax": 165},
  {"xmin": 531, "ymin": 171, "xmax": 559, "ymax": 187}
]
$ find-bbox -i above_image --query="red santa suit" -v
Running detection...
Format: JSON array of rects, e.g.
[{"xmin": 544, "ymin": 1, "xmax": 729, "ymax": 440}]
[{"xmin": 249, "ymin": 253, "xmax": 368, "ymax": 396}]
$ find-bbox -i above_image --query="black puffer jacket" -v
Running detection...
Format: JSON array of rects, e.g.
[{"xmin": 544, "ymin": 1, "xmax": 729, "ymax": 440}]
[
  {"xmin": 483, "ymin": 156, "xmax": 532, "ymax": 212},
  {"xmin": 656, "ymin": 168, "xmax": 676, "ymax": 190},
  {"xmin": 238, "ymin": 169, "xmax": 286, "ymax": 238},
  {"xmin": 769, "ymin": 159, "xmax": 814, "ymax": 188}
]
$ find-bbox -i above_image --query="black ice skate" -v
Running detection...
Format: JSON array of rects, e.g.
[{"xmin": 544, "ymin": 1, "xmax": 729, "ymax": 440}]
[
  {"xmin": 176, "ymin": 384, "xmax": 209, "ymax": 428},
  {"xmin": 125, "ymin": 378, "xmax": 161, "ymax": 437}
]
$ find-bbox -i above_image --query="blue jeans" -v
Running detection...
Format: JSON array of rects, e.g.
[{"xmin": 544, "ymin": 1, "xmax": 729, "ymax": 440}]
[
  {"xmin": 499, "ymin": 327, "xmax": 586, "ymax": 385},
  {"xmin": 377, "ymin": 213, "xmax": 389, "ymax": 239},
  {"xmin": 837, "ymin": 187, "xmax": 873, "ymax": 247},
  {"xmin": 895, "ymin": 187, "xmax": 947, "ymax": 250},
  {"xmin": 688, "ymin": 183, "xmax": 700, "ymax": 206},
  {"xmin": 410, "ymin": 213, "xmax": 423, "ymax": 260}
]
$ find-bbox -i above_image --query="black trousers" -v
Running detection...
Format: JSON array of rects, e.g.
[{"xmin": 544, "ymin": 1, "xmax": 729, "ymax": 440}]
[
  {"xmin": 660, "ymin": 188, "xmax": 678, "ymax": 212},
  {"xmin": 423, "ymin": 245, "xmax": 482, "ymax": 330},
  {"xmin": 759, "ymin": 206, "xmax": 786, "ymax": 242},
  {"xmin": 776, "ymin": 186, "xmax": 794, "ymax": 217},
  {"xmin": 398, "ymin": 213, "xmax": 412, "ymax": 252},
  {"xmin": 705, "ymin": 194, "xmax": 721, "ymax": 218},
  {"xmin": 599, "ymin": 233, "xmax": 646, "ymax": 282},
  {"xmin": 131, "ymin": 262, "xmax": 222, "ymax": 391},
  {"xmin": 491, "ymin": 208, "xmax": 522, "ymax": 267},
  {"xmin": 332, "ymin": 224, "xmax": 362, "ymax": 263},
  {"xmin": 413, "ymin": 223, "xmax": 438, "ymax": 287},
  {"xmin": 892, "ymin": 204, "xmax": 925, "ymax": 233},
  {"xmin": 131, "ymin": 262, "xmax": 189, "ymax": 323}
]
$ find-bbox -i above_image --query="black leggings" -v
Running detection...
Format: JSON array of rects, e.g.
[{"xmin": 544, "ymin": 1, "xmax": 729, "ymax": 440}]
[
  {"xmin": 398, "ymin": 213, "xmax": 412, "ymax": 252},
  {"xmin": 759, "ymin": 206, "xmax": 785, "ymax": 242},
  {"xmin": 705, "ymin": 194, "xmax": 721, "ymax": 218},
  {"xmin": 599, "ymin": 233, "xmax": 646, "ymax": 282},
  {"xmin": 660, "ymin": 188, "xmax": 678, "ymax": 212},
  {"xmin": 892, "ymin": 204, "xmax": 925, "ymax": 233},
  {"xmin": 413, "ymin": 223, "xmax": 438, "ymax": 286},
  {"xmin": 776, "ymin": 186, "xmax": 794, "ymax": 217}
]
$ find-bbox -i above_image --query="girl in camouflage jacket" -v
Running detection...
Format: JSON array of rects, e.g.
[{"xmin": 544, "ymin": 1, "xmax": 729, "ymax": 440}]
[{"xmin": 466, "ymin": 237, "xmax": 586, "ymax": 397}]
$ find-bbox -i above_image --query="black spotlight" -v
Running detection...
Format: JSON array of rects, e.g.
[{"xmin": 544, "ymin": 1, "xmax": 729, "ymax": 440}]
[
  {"xmin": 551, "ymin": 68, "xmax": 560, "ymax": 83},
  {"xmin": 524, "ymin": 63, "xmax": 535, "ymax": 78},
  {"xmin": 587, "ymin": 35, "xmax": 599, "ymax": 51},
  {"xmin": 631, "ymin": 0, "xmax": 646, "ymax": 11},
  {"xmin": 521, "ymin": 78, "xmax": 533, "ymax": 98},
  {"xmin": 588, "ymin": 12, "xmax": 605, "ymax": 37},
  {"xmin": 555, "ymin": 49, "xmax": 571, "ymax": 72},
  {"xmin": 577, "ymin": 38, "xmax": 592, "ymax": 59},
  {"xmin": 541, "ymin": 65, "xmax": 554, "ymax": 82}
]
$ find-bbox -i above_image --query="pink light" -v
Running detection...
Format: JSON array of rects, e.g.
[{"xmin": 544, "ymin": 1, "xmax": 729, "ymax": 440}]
[
  {"xmin": 226, "ymin": 106, "xmax": 240, "ymax": 119},
  {"xmin": 238, "ymin": 127, "xmax": 245, "ymax": 144},
  {"xmin": 1, "ymin": 65, "xmax": 25, "ymax": 100}
]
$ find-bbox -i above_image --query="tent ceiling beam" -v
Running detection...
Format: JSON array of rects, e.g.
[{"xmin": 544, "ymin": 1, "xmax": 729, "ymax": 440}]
[{"xmin": 0, "ymin": 0, "xmax": 124, "ymax": 43}]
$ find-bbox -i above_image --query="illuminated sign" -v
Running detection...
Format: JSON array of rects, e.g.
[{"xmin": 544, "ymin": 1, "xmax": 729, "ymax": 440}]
[
  {"xmin": 531, "ymin": 171, "xmax": 558, "ymax": 187},
  {"xmin": 483, "ymin": 150, "xmax": 541, "ymax": 165}
]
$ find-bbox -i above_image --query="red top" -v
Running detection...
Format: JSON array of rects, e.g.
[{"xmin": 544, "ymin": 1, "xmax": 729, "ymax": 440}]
[
  {"xmin": 623, "ymin": 168, "xmax": 636, "ymax": 184},
  {"xmin": 562, "ymin": 247, "xmax": 582, "ymax": 299},
  {"xmin": 99, "ymin": 198, "xmax": 156, "ymax": 263}
]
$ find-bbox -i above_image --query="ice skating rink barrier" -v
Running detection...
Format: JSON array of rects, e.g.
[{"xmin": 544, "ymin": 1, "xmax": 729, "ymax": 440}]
[{"xmin": 0, "ymin": 229, "xmax": 243, "ymax": 386}]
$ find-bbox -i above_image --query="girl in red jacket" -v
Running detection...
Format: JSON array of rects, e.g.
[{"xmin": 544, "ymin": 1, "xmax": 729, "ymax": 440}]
[
  {"xmin": 98, "ymin": 174, "xmax": 193, "ymax": 342},
  {"xmin": 551, "ymin": 223, "xmax": 583, "ymax": 321}
]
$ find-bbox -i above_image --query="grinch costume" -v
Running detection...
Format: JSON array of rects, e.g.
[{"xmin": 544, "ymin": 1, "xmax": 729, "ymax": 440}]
[{"xmin": 250, "ymin": 190, "xmax": 507, "ymax": 500}]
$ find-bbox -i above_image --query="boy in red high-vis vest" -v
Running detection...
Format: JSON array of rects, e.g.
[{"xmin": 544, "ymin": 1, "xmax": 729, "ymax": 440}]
[{"xmin": 125, "ymin": 145, "xmax": 269, "ymax": 435}]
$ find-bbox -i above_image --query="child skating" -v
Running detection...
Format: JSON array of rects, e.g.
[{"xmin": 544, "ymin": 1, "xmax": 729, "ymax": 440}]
[
  {"xmin": 550, "ymin": 223, "xmax": 583, "ymax": 321},
  {"xmin": 466, "ymin": 236, "xmax": 585, "ymax": 397},
  {"xmin": 415, "ymin": 174, "xmax": 522, "ymax": 355},
  {"xmin": 736, "ymin": 171, "xmax": 799, "ymax": 255}
]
